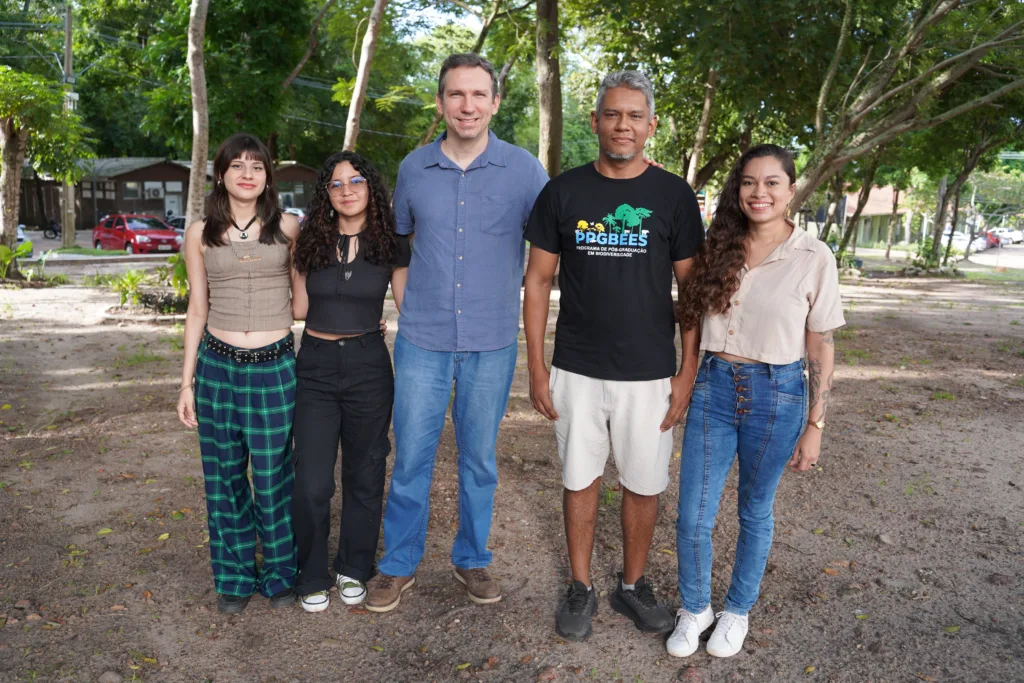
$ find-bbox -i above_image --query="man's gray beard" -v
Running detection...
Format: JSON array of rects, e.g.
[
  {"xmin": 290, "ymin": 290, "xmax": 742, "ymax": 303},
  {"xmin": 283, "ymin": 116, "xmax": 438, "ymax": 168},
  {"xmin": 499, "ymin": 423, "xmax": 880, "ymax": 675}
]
[{"xmin": 603, "ymin": 149, "xmax": 638, "ymax": 161}]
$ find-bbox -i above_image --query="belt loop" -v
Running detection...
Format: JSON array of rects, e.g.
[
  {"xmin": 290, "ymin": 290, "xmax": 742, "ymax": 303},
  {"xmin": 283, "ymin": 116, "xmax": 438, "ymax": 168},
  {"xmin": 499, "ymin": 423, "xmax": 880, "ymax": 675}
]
[{"xmin": 767, "ymin": 363, "xmax": 777, "ymax": 380}]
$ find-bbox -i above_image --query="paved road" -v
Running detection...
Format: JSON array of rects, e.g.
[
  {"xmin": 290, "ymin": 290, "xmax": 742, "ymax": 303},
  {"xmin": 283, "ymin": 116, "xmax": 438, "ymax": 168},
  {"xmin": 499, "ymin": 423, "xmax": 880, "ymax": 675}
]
[{"xmin": 968, "ymin": 242, "xmax": 1024, "ymax": 269}]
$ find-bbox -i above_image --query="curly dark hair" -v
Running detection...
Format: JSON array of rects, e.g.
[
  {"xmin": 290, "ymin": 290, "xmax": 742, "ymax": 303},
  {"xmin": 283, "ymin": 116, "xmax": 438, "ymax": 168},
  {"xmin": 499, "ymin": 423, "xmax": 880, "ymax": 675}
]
[
  {"xmin": 676, "ymin": 143, "xmax": 796, "ymax": 331},
  {"xmin": 292, "ymin": 151, "xmax": 398, "ymax": 274}
]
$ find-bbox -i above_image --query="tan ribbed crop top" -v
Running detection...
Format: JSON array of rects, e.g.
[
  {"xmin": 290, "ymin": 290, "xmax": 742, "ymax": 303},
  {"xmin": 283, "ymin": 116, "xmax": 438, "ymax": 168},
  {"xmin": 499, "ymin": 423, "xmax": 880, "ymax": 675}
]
[{"xmin": 204, "ymin": 239, "xmax": 293, "ymax": 332}]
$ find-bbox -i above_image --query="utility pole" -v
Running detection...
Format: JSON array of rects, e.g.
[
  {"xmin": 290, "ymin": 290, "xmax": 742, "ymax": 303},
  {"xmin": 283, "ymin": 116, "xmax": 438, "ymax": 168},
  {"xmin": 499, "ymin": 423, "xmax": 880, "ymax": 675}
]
[{"xmin": 61, "ymin": 3, "xmax": 78, "ymax": 249}]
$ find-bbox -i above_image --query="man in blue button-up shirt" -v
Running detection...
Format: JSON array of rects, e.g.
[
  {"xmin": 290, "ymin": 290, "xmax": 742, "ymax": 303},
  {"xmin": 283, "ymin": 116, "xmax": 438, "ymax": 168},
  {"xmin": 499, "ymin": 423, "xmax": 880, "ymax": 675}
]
[{"xmin": 365, "ymin": 53, "xmax": 548, "ymax": 613}]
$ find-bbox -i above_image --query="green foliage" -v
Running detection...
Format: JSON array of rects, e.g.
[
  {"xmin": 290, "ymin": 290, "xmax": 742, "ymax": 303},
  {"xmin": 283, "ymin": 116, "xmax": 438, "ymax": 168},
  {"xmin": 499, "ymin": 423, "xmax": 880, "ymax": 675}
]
[
  {"xmin": 913, "ymin": 237, "xmax": 941, "ymax": 270},
  {"xmin": 0, "ymin": 242, "xmax": 33, "ymax": 279},
  {"xmin": 83, "ymin": 273, "xmax": 118, "ymax": 287},
  {"xmin": 156, "ymin": 254, "xmax": 189, "ymax": 298},
  {"xmin": 112, "ymin": 269, "xmax": 146, "ymax": 306}
]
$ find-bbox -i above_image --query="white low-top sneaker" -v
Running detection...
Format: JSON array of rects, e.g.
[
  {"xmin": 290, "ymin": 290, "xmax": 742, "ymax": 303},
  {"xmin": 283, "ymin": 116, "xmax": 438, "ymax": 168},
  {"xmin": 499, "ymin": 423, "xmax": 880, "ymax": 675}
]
[
  {"xmin": 666, "ymin": 605, "xmax": 715, "ymax": 657},
  {"xmin": 336, "ymin": 574, "xmax": 367, "ymax": 605},
  {"xmin": 706, "ymin": 611, "xmax": 749, "ymax": 658},
  {"xmin": 300, "ymin": 590, "xmax": 330, "ymax": 613}
]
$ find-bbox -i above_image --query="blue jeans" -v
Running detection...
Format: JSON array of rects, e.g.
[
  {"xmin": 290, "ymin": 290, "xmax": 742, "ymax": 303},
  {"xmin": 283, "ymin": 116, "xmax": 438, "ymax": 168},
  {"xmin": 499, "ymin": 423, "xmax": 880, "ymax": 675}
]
[
  {"xmin": 378, "ymin": 332, "xmax": 517, "ymax": 576},
  {"xmin": 676, "ymin": 354, "xmax": 806, "ymax": 616}
]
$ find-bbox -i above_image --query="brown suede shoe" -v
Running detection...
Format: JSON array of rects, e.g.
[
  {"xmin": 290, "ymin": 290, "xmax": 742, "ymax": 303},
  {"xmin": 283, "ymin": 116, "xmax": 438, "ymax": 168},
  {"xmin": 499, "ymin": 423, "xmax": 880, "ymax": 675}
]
[
  {"xmin": 365, "ymin": 574, "xmax": 415, "ymax": 613},
  {"xmin": 454, "ymin": 567, "xmax": 502, "ymax": 604}
]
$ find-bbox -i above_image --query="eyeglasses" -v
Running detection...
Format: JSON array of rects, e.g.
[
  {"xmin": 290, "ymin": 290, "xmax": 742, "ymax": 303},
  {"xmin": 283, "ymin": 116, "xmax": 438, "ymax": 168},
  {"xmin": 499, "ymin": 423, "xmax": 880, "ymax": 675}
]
[{"xmin": 326, "ymin": 177, "xmax": 368, "ymax": 196}]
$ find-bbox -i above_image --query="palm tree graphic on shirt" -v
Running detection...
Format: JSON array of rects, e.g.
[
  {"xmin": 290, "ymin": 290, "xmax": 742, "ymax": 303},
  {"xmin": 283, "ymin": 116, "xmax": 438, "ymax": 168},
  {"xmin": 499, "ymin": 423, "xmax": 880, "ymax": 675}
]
[{"xmin": 602, "ymin": 204, "xmax": 652, "ymax": 235}]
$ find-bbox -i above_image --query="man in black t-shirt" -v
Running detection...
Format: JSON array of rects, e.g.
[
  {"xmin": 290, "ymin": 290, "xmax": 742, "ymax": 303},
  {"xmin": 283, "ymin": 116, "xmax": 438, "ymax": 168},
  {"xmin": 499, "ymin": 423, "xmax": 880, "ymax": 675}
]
[{"xmin": 523, "ymin": 70, "xmax": 704, "ymax": 641}]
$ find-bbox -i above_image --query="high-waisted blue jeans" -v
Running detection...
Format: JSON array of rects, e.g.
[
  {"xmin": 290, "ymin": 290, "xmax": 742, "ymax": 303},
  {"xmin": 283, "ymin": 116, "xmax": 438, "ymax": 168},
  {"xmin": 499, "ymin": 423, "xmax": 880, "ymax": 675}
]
[{"xmin": 676, "ymin": 354, "xmax": 806, "ymax": 616}]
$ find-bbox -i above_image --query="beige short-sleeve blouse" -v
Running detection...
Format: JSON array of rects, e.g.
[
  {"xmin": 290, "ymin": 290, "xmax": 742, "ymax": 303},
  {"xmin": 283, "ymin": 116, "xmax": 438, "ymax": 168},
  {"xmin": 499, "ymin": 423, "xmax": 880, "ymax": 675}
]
[{"xmin": 699, "ymin": 227, "xmax": 845, "ymax": 365}]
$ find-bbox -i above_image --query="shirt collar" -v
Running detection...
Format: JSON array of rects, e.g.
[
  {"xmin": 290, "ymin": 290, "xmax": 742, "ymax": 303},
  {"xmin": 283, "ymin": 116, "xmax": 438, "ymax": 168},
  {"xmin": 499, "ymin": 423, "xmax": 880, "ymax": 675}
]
[
  {"xmin": 752, "ymin": 222, "xmax": 818, "ymax": 269},
  {"xmin": 424, "ymin": 130, "xmax": 507, "ymax": 170}
]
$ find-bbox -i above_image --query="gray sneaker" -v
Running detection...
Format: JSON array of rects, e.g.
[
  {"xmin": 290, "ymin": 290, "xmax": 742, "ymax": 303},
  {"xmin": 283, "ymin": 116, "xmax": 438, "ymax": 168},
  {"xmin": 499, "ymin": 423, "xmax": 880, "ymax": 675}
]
[
  {"xmin": 610, "ymin": 574, "xmax": 674, "ymax": 633},
  {"xmin": 556, "ymin": 580, "xmax": 597, "ymax": 640}
]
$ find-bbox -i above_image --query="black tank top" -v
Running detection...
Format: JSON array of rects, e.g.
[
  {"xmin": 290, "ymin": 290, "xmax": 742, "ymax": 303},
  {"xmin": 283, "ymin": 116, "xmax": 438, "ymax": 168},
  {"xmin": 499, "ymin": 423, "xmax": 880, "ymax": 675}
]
[{"xmin": 305, "ymin": 233, "xmax": 411, "ymax": 335}]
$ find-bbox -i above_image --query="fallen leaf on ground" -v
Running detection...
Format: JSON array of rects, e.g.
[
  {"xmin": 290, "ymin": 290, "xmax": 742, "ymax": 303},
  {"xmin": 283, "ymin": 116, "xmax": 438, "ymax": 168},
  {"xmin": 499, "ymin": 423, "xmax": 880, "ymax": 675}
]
[
  {"xmin": 369, "ymin": 645, "xmax": 383, "ymax": 652},
  {"xmin": 486, "ymin": 656, "xmax": 499, "ymax": 668},
  {"xmin": 942, "ymin": 625, "xmax": 960, "ymax": 633},
  {"xmin": 823, "ymin": 567, "xmax": 840, "ymax": 576},
  {"xmin": 456, "ymin": 662, "xmax": 471, "ymax": 670},
  {"xmin": 170, "ymin": 511, "xmax": 184, "ymax": 521},
  {"xmin": 142, "ymin": 590, "xmax": 152, "ymax": 600},
  {"xmin": 805, "ymin": 666, "xmax": 816, "ymax": 674},
  {"xmin": 110, "ymin": 605, "xmax": 125, "ymax": 611},
  {"xmin": 537, "ymin": 667, "xmax": 558, "ymax": 682},
  {"xmin": 137, "ymin": 547, "xmax": 153, "ymax": 555},
  {"xmin": 913, "ymin": 675, "xmax": 938, "ymax": 682},
  {"xmin": 157, "ymin": 533, "xmax": 170, "ymax": 541},
  {"xmin": 812, "ymin": 528, "xmax": 824, "ymax": 535},
  {"xmin": 97, "ymin": 528, "xmax": 114, "ymax": 536}
]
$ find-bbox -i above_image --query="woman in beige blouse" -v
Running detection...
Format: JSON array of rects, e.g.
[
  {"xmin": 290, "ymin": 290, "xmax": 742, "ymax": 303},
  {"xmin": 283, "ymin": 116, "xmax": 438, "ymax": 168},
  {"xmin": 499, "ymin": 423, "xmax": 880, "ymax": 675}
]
[{"xmin": 667, "ymin": 144, "xmax": 845, "ymax": 658}]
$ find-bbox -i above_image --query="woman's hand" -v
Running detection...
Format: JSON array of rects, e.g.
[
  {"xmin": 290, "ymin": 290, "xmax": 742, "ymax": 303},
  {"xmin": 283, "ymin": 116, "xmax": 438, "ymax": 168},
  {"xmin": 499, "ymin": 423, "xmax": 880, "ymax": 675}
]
[
  {"xmin": 177, "ymin": 386, "xmax": 198, "ymax": 428},
  {"xmin": 379, "ymin": 318, "xmax": 388, "ymax": 333},
  {"xmin": 789, "ymin": 428, "xmax": 821, "ymax": 471}
]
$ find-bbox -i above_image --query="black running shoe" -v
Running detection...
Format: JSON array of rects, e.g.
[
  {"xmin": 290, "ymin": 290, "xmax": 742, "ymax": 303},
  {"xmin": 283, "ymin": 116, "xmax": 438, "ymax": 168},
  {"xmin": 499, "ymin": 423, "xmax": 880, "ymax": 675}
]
[
  {"xmin": 217, "ymin": 593, "xmax": 251, "ymax": 614},
  {"xmin": 269, "ymin": 587, "xmax": 297, "ymax": 609},
  {"xmin": 609, "ymin": 574, "xmax": 674, "ymax": 633},
  {"xmin": 556, "ymin": 580, "xmax": 598, "ymax": 640}
]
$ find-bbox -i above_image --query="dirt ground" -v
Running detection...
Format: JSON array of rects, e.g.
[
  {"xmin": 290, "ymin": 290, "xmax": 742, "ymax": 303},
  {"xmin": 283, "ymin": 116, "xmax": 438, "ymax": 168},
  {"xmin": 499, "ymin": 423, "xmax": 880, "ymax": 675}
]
[{"xmin": 1, "ymin": 277, "xmax": 1023, "ymax": 683}]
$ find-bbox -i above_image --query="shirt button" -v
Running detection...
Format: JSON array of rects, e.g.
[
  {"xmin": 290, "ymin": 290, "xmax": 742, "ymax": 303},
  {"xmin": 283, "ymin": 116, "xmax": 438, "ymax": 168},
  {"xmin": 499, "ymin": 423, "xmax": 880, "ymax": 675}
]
[
  {"xmin": 457, "ymin": 309, "xmax": 461, "ymax": 314},
  {"xmin": 729, "ymin": 329, "xmax": 735, "ymax": 335},
  {"xmin": 734, "ymin": 300, "xmax": 740, "ymax": 306},
  {"xmin": 458, "ymin": 255, "xmax": 463, "ymax": 260},
  {"xmin": 460, "ymin": 201, "xmax": 464, "ymax": 205},
  {"xmin": 457, "ymin": 283, "xmax": 461, "ymax": 288},
  {"xmin": 458, "ymin": 228, "xmax": 463, "ymax": 233}
]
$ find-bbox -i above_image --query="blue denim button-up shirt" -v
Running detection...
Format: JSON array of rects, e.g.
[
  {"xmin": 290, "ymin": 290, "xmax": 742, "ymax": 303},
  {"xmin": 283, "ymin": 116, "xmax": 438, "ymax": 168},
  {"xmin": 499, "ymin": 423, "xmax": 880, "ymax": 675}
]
[{"xmin": 393, "ymin": 131, "xmax": 549, "ymax": 352}]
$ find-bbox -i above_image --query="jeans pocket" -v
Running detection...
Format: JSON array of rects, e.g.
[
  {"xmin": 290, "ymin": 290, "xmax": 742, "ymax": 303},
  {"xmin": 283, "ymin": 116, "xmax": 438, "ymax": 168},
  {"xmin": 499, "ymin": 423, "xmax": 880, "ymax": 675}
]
[{"xmin": 775, "ymin": 374, "xmax": 804, "ymax": 403}]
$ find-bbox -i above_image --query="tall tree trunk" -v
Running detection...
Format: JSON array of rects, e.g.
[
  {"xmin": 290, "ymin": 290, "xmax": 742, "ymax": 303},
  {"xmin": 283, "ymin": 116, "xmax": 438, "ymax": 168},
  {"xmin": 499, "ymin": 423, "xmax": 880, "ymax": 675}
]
[
  {"xmin": 884, "ymin": 189, "xmax": 900, "ymax": 259},
  {"xmin": 418, "ymin": 0, "xmax": 503, "ymax": 147},
  {"xmin": 536, "ymin": 0, "xmax": 562, "ymax": 176},
  {"xmin": 498, "ymin": 55, "xmax": 517, "ymax": 100},
  {"xmin": 344, "ymin": 0, "xmax": 389, "ymax": 152},
  {"xmin": 0, "ymin": 120, "xmax": 28, "ymax": 276},
  {"xmin": 185, "ymin": 0, "xmax": 210, "ymax": 227},
  {"xmin": 819, "ymin": 171, "xmax": 844, "ymax": 240},
  {"xmin": 266, "ymin": 131, "xmax": 278, "ymax": 161},
  {"xmin": 686, "ymin": 67, "xmax": 717, "ymax": 186},
  {"xmin": 942, "ymin": 184, "xmax": 962, "ymax": 266}
]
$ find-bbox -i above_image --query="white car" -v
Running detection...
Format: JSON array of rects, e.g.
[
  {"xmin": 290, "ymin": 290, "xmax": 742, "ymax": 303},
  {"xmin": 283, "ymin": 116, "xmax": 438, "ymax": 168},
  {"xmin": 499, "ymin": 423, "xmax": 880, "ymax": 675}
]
[
  {"xmin": 283, "ymin": 207, "xmax": 306, "ymax": 220},
  {"xmin": 991, "ymin": 227, "xmax": 1023, "ymax": 244},
  {"xmin": 944, "ymin": 232, "xmax": 987, "ymax": 254}
]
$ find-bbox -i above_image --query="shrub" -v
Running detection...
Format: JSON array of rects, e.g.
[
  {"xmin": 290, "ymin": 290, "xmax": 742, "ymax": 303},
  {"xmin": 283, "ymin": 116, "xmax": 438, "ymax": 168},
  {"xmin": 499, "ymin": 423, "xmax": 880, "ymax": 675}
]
[{"xmin": 112, "ymin": 269, "xmax": 146, "ymax": 306}]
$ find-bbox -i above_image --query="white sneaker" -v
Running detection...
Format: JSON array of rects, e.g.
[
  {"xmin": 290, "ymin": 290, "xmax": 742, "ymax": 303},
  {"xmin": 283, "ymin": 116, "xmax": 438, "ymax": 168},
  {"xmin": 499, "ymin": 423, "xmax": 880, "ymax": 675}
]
[
  {"xmin": 300, "ymin": 590, "xmax": 330, "ymax": 613},
  {"xmin": 336, "ymin": 574, "xmax": 367, "ymax": 605},
  {"xmin": 706, "ymin": 611, "xmax": 749, "ymax": 657},
  {"xmin": 666, "ymin": 605, "xmax": 714, "ymax": 657}
]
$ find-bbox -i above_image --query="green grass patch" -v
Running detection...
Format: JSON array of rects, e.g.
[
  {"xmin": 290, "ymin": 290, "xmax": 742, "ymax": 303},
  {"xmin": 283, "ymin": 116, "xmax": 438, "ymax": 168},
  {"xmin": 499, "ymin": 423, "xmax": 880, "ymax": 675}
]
[
  {"xmin": 931, "ymin": 391, "xmax": 956, "ymax": 401},
  {"xmin": 834, "ymin": 327, "xmax": 857, "ymax": 341},
  {"xmin": 845, "ymin": 348, "xmax": 871, "ymax": 364},
  {"xmin": 962, "ymin": 269, "xmax": 1024, "ymax": 282},
  {"xmin": 83, "ymin": 273, "xmax": 119, "ymax": 287},
  {"xmin": 114, "ymin": 344, "xmax": 162, "ymax": 368},
  {"xmin": 55, "ymin": 247, "xmax": 127, "ymax": 256}
]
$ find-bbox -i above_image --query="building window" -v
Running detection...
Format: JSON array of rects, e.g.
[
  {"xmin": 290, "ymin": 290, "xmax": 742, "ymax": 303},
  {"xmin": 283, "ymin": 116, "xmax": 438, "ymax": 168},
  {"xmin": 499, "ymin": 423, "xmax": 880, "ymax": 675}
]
[
  {"xmin": 165, "ymin": 181, "xmax": 183, "ymax": 193},
  {"xmin": 123, "ymin": 181, "xmax": 140, "ymax": 199},
  {"xmin": 104, "ymin": 182, "xmax": 116, "ymax": 200}
]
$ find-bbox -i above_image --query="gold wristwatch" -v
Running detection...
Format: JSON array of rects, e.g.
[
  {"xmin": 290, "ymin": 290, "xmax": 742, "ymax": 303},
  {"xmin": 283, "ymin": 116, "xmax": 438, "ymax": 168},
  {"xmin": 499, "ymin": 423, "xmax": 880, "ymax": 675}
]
[{"xmin": 807, "ymin": 418, "xmax": 825, "ymax": 431}]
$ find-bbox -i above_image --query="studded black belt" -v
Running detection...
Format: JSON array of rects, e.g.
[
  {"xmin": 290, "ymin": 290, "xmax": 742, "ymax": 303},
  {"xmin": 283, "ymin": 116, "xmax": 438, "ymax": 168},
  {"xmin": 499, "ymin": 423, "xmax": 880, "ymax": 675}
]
[{"xmin": 202, "ymin": 331, "xmax": 294, "ymax": 364}]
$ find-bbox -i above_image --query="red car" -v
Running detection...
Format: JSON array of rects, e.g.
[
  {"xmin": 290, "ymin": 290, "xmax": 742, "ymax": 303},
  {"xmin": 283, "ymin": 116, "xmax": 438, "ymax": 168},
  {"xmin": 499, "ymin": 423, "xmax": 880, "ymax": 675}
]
[{"xmin": 92, "ymin": 214, "xmax": 182, "ymax": 254}]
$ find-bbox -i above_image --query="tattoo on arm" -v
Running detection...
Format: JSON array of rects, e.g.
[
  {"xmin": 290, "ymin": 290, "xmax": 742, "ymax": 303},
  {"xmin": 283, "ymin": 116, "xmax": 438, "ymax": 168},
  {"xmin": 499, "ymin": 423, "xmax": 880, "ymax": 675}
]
[
  {"xmin": 806, "ymin": 358, "xmax": 833, "ymax": 420},
  {"xmin": 819, "ymin": 329, "xmax": 835, "ymax": 347}
]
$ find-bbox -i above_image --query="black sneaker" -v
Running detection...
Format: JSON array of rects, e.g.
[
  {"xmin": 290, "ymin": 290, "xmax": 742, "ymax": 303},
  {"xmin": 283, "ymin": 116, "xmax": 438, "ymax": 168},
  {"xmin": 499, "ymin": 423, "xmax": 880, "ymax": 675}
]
[
  {"xmin": 610, "ymin": 574, "xmax": 674, "ymax": 633},
  {"xmin": 269, "ymin": 587, "xmax": 297, "ymax": 609},
  {"xmin": 217, "ymin": 593, "xmax": 251, "ymax": 614},
  {"xmin": 556, "ymin": 580, "xmax": 598, "ymax": 641}
]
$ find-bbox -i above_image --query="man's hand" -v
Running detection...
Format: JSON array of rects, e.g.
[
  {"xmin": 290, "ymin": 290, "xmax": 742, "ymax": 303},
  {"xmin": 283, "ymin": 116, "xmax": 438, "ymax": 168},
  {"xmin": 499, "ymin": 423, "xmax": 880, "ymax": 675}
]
[
  {"xmin": 660, "ymin": 374, "xmax": 692, "ymax": 432},
  {"xmin": 529, "ymin": 365, "xmax": 559, "ymax": 421}
]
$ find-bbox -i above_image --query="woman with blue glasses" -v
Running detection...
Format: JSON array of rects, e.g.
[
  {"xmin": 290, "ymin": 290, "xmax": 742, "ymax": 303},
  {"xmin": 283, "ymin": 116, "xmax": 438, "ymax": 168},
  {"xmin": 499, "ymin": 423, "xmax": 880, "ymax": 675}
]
[{"xmin": 289, "ymin": 151, "xmax": 410, "ymax": 613}]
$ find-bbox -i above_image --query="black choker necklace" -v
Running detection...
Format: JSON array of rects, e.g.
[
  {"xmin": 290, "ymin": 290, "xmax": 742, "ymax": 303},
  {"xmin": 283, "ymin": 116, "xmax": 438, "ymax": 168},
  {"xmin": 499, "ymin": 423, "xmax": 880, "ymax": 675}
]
[{"xmin": 232, "ymin": 215, "xmax": 259, "ymax": 240}]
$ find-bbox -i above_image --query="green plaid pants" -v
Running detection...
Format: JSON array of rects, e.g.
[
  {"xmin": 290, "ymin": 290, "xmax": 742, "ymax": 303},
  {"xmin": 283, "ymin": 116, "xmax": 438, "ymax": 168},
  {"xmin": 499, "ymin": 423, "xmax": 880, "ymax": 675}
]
[{"xmin": 194, "ymin": 332, "xmax": 298, "ymax": 597}]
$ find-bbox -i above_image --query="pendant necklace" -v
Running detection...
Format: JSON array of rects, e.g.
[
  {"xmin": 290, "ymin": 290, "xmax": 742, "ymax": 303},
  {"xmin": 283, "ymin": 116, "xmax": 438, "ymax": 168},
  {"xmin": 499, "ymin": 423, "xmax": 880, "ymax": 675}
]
[{"xmin": 232, "ymin": 215, "xmax": 259, "ymax": 240}]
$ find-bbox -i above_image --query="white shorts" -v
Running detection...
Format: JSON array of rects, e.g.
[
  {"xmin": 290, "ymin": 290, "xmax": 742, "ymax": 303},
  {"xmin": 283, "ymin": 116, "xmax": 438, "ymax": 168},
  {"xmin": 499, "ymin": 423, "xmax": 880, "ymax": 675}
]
[{"xmin": 550, "ymin": 366, "xmax": 675, "ymax": 496}]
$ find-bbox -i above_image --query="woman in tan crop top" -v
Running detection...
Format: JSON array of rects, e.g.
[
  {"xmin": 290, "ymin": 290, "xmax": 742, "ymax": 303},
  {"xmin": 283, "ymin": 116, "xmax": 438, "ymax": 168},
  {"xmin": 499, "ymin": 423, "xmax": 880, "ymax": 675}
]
[
  {"xmin": 175, "ymin": 133, "xmax": 302, "ymax": 615},
  {"xmin": 666, "ymin": 145, "xmax": 845, "ymax": 658}
]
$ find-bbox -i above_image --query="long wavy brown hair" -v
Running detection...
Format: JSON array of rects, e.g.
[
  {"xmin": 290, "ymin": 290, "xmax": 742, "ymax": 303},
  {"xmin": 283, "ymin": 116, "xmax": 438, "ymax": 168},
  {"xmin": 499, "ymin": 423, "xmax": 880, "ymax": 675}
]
[
  {"xmin": 676, "ymin": 143, "xmax": 796, "ymax": 331},
  {"xmin": 202, "ymin": 133, "xmax": 287, "ymax": 247},
  {"xmin": 292, "ymin": 151, "xmax": 398, "ymax": 274}
]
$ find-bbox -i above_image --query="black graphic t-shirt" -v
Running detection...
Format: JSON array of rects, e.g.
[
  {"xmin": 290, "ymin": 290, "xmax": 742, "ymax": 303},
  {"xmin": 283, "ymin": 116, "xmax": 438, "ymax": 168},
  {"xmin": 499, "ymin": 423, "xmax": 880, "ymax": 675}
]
[{"xmin": 526, "ymin": 163, "xmax": 704, "ymax": 381}]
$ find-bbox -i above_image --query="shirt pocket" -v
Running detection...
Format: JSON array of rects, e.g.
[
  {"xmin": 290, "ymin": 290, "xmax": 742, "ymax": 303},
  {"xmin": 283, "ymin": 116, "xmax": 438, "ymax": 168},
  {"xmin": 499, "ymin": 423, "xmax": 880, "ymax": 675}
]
[{"xmin": 476, "ymin": 195, "xmax": 518, "ymax": 236}]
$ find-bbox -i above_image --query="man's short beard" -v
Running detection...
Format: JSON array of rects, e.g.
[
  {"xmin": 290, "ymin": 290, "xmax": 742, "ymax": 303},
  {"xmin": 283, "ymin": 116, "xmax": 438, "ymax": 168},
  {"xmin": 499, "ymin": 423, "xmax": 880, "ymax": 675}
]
[{"xmin": 603, "ymin": 148, "xmax": 638, "ymax": 161}]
